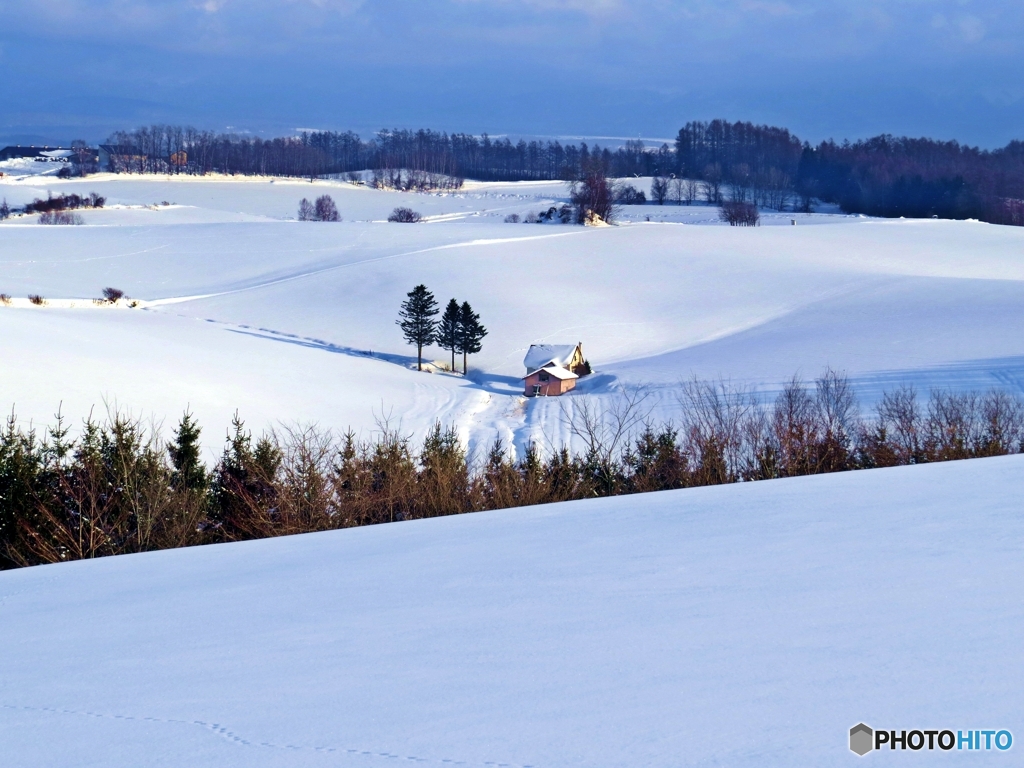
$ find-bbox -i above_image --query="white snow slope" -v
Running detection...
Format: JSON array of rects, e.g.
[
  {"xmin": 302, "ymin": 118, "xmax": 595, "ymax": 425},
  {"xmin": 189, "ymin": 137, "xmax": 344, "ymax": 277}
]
[
  {"xmin": 2, "ymin": 174, "xmax": 1024, "ymax": 459},
  {"xmin": 2, "ymin": 455, "xmax": 1022, "ymax": 767}
]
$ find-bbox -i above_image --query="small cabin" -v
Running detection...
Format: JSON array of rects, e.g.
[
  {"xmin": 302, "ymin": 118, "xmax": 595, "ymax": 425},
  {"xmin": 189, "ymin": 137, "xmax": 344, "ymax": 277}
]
[
  {"xmin": 525, "ymin": 364, "xmax": 578, "ymax": 397},
  {"xmin": 522, "ymin": 342, "xmax": 589, "ymax": 397}
]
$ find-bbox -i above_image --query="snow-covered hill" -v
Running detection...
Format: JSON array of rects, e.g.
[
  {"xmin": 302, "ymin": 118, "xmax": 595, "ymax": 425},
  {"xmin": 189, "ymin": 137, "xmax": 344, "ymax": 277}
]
[
  {"xmin": 2, "ymin": 174, "xmax": 1024, "ymax": 460},
  {"xmin": 2, "ymin": 456, "xmax": 1021, "ymax": 767}
]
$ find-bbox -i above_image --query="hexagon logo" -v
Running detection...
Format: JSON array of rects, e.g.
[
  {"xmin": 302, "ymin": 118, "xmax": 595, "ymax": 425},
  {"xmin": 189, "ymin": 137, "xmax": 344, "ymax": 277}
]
[{"xmin": 850, "ymin": 723, "xmax": 874, "ymax": 756}]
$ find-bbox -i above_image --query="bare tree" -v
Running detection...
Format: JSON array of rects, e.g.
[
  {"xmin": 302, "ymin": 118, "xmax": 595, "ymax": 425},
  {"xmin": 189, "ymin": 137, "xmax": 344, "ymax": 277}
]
[
  {"xmin": 813, "ymin": 368, "xmax": 858, "ymax": 472},
  {"xmin": 979, "ymin": 390, "xmax": 1024, "ymax": 455},
  {"xmin": 559, "ymin": 386, "xmax": 652, "ymax": 465},
  {"xmin": 650, "ymin": 175, "xmax": 669, "ymax": 205},
  {"xmin": 702, "ymin": 163, "xmax": 723, "ymax": 204},
  {"xmin": 685, "ymin": 178, "xmax": 700, "ymax": 205},
  {"xmin": 875, "ymin": 385, "xmax": 922, "ymax": 464},
  {"xmin": 669, "ymin": 176, "xmax": 684, "ymax": 205},
  {"xmin": 569, "ymin": 162, "xmax": 618, "ymax": 224},
  {"xmin": 313, "ymin": 194, "xmax": 340, "ymax": 222},
  {"xmin": 773, "ymin": 377, "xmax": 818, "ymax": 476},
  {"xmin": 678, "ymin": 378, "xmax": 756, "ymax": 484}
]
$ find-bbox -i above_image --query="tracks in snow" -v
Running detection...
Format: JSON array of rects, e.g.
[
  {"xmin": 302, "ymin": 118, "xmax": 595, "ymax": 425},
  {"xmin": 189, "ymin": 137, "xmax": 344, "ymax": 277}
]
[{"xmin": 0, "ymin": 703, "xmax": 539, "ymax": 768}]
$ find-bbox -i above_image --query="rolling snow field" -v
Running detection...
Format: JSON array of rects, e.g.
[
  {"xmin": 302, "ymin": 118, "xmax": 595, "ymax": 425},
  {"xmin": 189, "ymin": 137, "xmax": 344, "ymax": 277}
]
[
  {"xmin": 2, "ymin": 456, "xmax": 1023, "ymax": 767},
  {"xmin": 2, "ymin": 170, "xmax": 1024, "ymax": 765},
  {"xmin": 2, "ymin": 171, "xmax": 1024, "ymax": 458}
]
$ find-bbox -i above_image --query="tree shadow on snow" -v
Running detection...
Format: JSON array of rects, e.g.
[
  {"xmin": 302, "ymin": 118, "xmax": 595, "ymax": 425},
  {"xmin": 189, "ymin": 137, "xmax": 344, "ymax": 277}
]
[{"xmin": 227, "ymin": 327, "xmax": 420, "ymax": 369}]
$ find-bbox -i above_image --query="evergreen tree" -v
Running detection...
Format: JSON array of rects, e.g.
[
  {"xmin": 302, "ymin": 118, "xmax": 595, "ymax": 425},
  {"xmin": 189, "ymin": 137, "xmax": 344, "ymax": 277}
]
[
  {"xmin": 211, "ymin": 413, "xmax": 280, "ymax": 536},
  {"xmin": 169, "ymin": 411, "xmax": 207, "ymax": 493},
  {"xmin": 437, "ymin": 298, "xmax": 461, "ymax": 373},
  {"xmin": 397, "ymin": 285, "xmax": 439, "ymax": 371},
  {"xmin": 457, "ymin": 301, "xmax": 487, "ymax": 374}
]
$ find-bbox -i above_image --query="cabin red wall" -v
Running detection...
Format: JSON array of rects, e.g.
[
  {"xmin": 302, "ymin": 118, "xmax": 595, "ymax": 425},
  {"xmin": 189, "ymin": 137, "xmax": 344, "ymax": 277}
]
[{"xmin": 524, "ymin": 372, "xmax": 576, "ymax": 396}]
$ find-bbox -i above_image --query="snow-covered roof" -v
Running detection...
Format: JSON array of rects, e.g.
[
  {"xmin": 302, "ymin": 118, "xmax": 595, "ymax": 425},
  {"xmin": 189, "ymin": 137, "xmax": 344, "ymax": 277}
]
[
  {"xmin": 523, "ymin": 343, "xmax": 579, "ymax": 372},
  {"xmin": 524, "ymin": 364, "xmax": 578, "ymax": 381}
]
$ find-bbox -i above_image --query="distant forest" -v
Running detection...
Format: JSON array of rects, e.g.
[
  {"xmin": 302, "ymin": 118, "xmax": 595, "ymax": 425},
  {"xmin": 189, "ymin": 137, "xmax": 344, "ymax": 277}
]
[{"xmin": 102, "ymin": 121, "xmax": 1024, "ymax": 225}]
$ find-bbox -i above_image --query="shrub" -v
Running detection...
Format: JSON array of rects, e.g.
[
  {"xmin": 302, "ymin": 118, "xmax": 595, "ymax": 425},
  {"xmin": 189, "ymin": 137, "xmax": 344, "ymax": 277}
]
[
  {"xmin": 388, "ymin": 207, "xmax": 422, "ymax": 223},
  {"xmin": 0, "ymin": 294, "xmax": 11, "ymax": 306},
  {"xmin": 616, "ymin": 184, "xmax": 647, "ymax": 205},
  {"xmin": 298, "ymin": 198, "xmax": 314, "ymax": 221},
  {"xmin": 314, "ymin": 195, "xmax": 340, "ymax": 222},
  {"xmin": 523, "ymin": 211, "xmax": 539, "ymax": 223},
  {"xmin": 102, "ymin": 287, "xmax": 125, "ymax": 303},
  {"xmin": 39, "ymin": 211, "xmax": 83, "ymax": 225},
  {"xmin": 26, "ymin": 192, "xmax": 103, "ymax": 214},
  {"xmin": 504, "ymin": 213, "xmax": 520, "ymax": 223},
  {"xmin": 719, "ymin": 201, "xmax": 760, "ymax": 226},
  {"xmin": 28, "ymin": 294, "xmax": 45, "ymax": 306},
  {"xmin": 536, "ymin": 205, "xmax": 573, "ymax": 224},
  {"xmin": 0, "ymin": 199, "xmax": 10, "ymax": 220}
]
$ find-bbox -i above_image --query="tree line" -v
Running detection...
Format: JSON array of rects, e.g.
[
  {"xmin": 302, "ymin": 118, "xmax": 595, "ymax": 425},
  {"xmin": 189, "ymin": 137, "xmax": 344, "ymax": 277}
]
[
  {"xmin": 4, "ymin": 371, "xmax": 1024, "ymax": 570},
  {"xmin": 101, "ymin": 125, "xmax": 673, "ymax": 182},
  {"xmin": 674, "ymin": 119, "xmax": 1024, "ymax": 224},
  {"xmin": 100, "ymin": 121, "xmax": 1024, "ymax": 226},
  {"xmin": 794, "ymin": 135, "xmax": 1024, "ymax": 223}
]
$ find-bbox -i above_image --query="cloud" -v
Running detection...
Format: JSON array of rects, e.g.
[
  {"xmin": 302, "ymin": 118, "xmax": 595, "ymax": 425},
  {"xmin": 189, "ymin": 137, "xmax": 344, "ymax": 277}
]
[
  {"xmin": 3, "ymin": 0, "xmax": 1024, "ymax": 145},
  {"xmin": 457, "ymin": 0, "xmax": 623, "ymax": 13},
  {"xmin": 957, "ymin": 15, "xmax": 986, "ymax": 44},
  {"xmin": 739, "ymin": 1, "xmax": 799, "ymax": 17}
]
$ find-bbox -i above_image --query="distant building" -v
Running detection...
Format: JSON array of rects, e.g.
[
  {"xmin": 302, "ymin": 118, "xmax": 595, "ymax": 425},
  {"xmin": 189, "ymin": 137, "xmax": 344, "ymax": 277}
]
[
  {"xmin": 522, "ymin": 343, "xmax": 589, "ymax": 397},
  {"xmin": 0, "ymin": 146, "xmax": 71, "ymax": 162},
  {"xmin": 98, "ymin": 145, "xmax": 147, "ymax": 171}
]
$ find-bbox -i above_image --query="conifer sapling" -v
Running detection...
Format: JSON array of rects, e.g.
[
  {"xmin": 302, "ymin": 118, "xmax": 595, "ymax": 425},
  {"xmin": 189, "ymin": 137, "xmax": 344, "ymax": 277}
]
[{"xmin": 169, "ymin": 411, "xmax": 207, "ymax": 493}]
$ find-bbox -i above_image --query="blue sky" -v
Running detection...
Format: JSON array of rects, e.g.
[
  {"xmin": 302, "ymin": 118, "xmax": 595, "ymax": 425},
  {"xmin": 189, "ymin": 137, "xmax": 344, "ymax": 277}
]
[{"xmin": 1, "ymin": 1, "xmax": 1021, "ymax": 147}]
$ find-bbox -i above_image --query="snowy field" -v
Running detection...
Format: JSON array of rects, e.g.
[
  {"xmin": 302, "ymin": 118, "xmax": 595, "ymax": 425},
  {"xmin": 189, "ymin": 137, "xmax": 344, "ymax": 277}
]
[
  {"xmin": 2, "ymin": 455, "xmax": 1022, "ymax": 767},
  {"xmin": 3, "ymin": 170, "xmax": 1024, "ymax": 460},
  {"xmin": 3, "ymin": 169, "xmax": 1024, "ymax": 766}
]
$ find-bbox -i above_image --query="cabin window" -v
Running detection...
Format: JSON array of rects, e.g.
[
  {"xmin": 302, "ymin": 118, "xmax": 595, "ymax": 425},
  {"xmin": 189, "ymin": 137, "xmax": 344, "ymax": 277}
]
[
  {"xmin": 539, "ymin": 371, "xmax": 550, "ymax": 382},
  {"xmin": 532, "ymin": 385, "xmax": 542, "ymax": 396}
]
